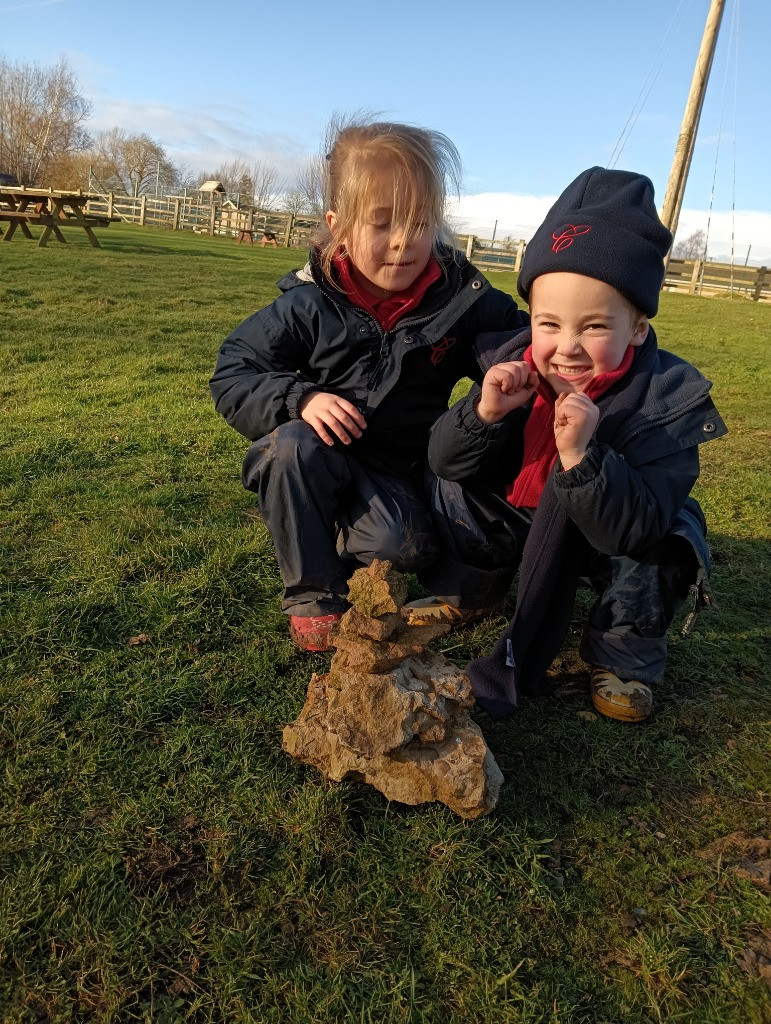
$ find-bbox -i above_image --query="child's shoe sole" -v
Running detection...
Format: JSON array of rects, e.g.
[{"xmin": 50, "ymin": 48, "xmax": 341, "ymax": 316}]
[
  {"xmin": 404, "ymin": 597, "xmax": 501, "ymax": 628},
  {"xmin": 590, "ymin": 668, "xmax": 653, "ymax": 722}
]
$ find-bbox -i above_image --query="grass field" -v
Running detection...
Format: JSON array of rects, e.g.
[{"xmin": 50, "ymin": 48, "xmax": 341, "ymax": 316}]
[{"xmin": 1, "ymin": 224, "xmax": 770, "ymax": 1023}]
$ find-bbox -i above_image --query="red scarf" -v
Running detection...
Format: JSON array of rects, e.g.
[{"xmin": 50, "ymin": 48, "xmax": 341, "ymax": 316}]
[
  {"xmin": 506, "ymin": 344, "xmax": 635, "ymax": 508},
  {"xmin": 334, "ymin": 255, "xmax": 441, "ymax": 332}
]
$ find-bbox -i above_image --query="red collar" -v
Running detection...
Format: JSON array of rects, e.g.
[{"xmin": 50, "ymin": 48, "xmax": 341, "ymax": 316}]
[
  {"xmin": 507, "ymin": 344, "xmax": 635, "ymax": 509},
  {"xmin": 334, "ymin": 254, "xmax": 441, "ymax": 331}
]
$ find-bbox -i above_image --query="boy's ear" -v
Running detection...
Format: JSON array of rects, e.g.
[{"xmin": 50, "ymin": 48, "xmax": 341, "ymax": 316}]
[{"xmin": 630, "ymin": 316, "xmax": 650, "ymax": 347}]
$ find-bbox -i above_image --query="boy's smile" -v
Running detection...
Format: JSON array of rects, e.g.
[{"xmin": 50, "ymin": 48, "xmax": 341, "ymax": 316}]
[{"xmin": 529, "ymin": 273, "xmax": 649, "ymax": 394}]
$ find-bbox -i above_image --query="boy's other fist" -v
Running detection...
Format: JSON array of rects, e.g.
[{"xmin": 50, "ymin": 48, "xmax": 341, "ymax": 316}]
[
  {"xmin": 553, "ymin": 392, "xmax": 599, "ymax": 469},
  {"xmin": 476, "ymin": 361, "xmax": 538, "ymax": 424}
]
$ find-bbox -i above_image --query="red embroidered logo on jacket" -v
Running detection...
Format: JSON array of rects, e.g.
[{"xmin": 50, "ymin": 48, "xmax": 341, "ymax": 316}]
[
  {"xmin": 431, "ymin": 335, "xmax": 456, "ymax": 366},
  {"xmin": 551, "ymin": 223, "xmax": 591, "ymax": 253}
]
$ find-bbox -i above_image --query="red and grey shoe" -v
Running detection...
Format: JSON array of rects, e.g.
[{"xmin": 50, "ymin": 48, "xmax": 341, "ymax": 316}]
[{"xmin": 289, "ymin": 613, "xmax": 343, "ymax": 652}]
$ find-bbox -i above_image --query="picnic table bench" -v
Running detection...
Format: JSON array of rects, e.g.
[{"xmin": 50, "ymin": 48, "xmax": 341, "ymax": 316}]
[{"xmin": 0, "ymin": 186, "xmax": 117, "ymax": 247}]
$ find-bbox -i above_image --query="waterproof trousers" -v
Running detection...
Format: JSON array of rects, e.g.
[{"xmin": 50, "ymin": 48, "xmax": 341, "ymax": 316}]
[
  {"xmin": 420, "ymin": 476, "xmax": 700, "ymax": 685},
  {"xmin": 242, "ymin": 421, "xmax": 438, "ymax": 616}
]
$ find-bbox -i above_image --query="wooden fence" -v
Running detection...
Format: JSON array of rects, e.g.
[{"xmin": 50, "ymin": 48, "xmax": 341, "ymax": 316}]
[
  {"xmin": 83, "ymin": 192, "xmax": 318, "ymax": 246},
  {"xmin": 663, "ymin": 257, "xmax": 769, "ymax": 302},
  {"xmin": 82, "ymin": 192, "xmax": 769, "ymax": 302}
]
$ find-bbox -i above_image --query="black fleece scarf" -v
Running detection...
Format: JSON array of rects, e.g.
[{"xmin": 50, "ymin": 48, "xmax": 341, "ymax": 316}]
[{"xmin": 469, "ymin": 329, "xmax": 661, "ymax": 719}]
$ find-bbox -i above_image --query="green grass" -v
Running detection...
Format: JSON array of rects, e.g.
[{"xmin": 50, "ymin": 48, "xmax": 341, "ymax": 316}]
[{"xmin": 1, "ymin": 224, "xmax": 770, "ymax": 1023}]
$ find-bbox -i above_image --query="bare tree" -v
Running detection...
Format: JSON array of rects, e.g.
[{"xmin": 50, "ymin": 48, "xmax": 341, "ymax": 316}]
[
  {"xmin": 250, "ymin": 159, "xmax": 285, "ymax": 211},
  {"xmin": 43, "ymin": 148, "xmax": 91, "ymax": 191},
  {"xmin": 673, "ymin": 229, "xmax": 707, "ymax": 259},
  {"xmin": 92, "ymin": 128, "xmax": 174, "ymax": 196},
  {"xmin": 168, "ymin": 162, "xmax": 200, "ymax": 195},
  {"xmin": 281, "ymin": 186, "xmax": 313, "ymax": 216},
  {"xmin": 207, "ymin": 158, "xmax": 251, "ymax": 196},
  {"xmin": 0, "ymin": 54, "xmax": 91, "ymax": 184},
  {"xmin": 204, "ymin": 158, "xmax": 284, "ymax": 208},
  {"xmin": 293, "ymin": 155, "xmax": 325, "ymax": 216}
]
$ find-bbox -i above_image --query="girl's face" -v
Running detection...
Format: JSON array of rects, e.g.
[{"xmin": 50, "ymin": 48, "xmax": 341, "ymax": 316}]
[
  {"xmin": 326, "ymin": 161, "xmax": 434, "ymax": 298},
  {"xmin": 530, "ymin": 272, "xmax": 649, "ymax": 394}
]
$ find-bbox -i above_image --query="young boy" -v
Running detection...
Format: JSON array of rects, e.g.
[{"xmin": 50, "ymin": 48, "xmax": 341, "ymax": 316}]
[{"xmin": 411, "ymin": 166, "xmax": 727, "ymax": 722}]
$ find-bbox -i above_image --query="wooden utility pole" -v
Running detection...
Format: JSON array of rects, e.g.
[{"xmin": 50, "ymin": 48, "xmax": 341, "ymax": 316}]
[{"xmin": 660, "ymin": 0, "xmax": 726, "ymax": 243}]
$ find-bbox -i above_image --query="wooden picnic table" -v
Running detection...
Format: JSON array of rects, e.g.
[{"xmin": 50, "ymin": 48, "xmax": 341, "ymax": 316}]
[{"xmin": 0, "ymin": 186, "xmax": 114, "ymax": 248}]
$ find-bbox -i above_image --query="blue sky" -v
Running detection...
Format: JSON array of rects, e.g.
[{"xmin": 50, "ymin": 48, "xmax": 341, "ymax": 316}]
[{"xmin": 3, "ymin": 0, "xmax": 770, "ymax": 259}]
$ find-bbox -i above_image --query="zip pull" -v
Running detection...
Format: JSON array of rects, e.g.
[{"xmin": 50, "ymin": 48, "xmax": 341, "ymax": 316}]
[{"xmin": 679, "ymin": 579, "xmax": 713, "ymax": 639}]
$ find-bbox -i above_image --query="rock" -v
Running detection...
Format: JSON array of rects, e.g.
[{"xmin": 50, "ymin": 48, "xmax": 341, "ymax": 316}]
[
  {"xmin": 345, "ymin": 558, "xmax": 408, "ymax": 616},
  {"xmin": 282, "ymin": 560, "xmax": 503, "ymax": 819}
]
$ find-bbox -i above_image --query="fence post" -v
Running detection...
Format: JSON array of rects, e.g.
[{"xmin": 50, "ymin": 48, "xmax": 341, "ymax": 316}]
[
  {"xmin": 139, "ymin": 195, "xmax": 147, "ymax": 226},
  {"xmin": 752, "ymin": 266, "xmax": 768, "ymax": 302},
  {"xmin": 107, "ymin": 192, "xmax": 114, "ymax": 218},
  {"xmin": 283, "ymin": 212, "xmax": 294, "ymax": 247},
  {"xmin": 209, "ymin": 204, "xmax": 217, "ymax": 236},
  {"xmin": 689, "ymin": 259, "xmax": 703, "ymax": 294},
  {"xmin": 465, "ymin": 234, "xmax": 474, "ymax": 259},
  {"xmin": 172, "ymin": 199, "xmax": 180, "ymax": 231},
  {"xmin": 514, "ymin": 239, "xmax": 525, "ymax": 273}
]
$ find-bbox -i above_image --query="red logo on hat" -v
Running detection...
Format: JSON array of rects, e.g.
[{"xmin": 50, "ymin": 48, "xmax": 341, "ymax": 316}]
[{"xmin": 551, "ymin": 224, "xmax": 591, "ymax": 253}]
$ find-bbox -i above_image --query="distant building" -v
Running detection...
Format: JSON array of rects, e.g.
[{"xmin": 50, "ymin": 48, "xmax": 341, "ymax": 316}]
[{"xmin": 198, "ymin": 180, "xmax": 226, "ymax": 202}]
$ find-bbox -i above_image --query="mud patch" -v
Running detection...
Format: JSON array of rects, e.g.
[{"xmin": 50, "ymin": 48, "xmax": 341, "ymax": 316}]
[
  {"xmin": 738, "ymin": 927, "xmax": 771, "ymax": 990},
  {"xmin": 696, "ymin": 832, "xmax": 771, "ymax": 891},
  {"xmin": 123, "ymin": 836, "xmax": 207, "ymax": 898}
]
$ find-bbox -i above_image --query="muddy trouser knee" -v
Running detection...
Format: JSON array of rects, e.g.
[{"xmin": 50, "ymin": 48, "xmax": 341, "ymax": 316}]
[
  {"xmin": 579, "ymin": 534, "xmax": 698, "ymax": 684},
  {"xmin": 241, "ymin": 421, "xmax": 438, "ymax": 616},
  {"xmin": 419, "ymin": 473, "xmax": 532, "ymax": 609}
]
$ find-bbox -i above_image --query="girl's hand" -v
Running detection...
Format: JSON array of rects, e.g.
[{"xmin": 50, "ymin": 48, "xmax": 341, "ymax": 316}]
[
  {"xmin": 553, "ymin": 392, "xmax": 599, "ymax": 469},
  {"xmin": 476, "ymin": 361, "xmax": 538, "ymax": 424},
  {"xmin": 299, "ymin": 391, "xmax": 367, "ymax": 446}
]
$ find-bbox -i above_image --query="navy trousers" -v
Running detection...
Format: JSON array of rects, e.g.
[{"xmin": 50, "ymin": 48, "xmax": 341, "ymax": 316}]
[
  {"xmin": 421, "ymin": 476, "xmax": 698, "ymax": 684},
  {"xmin": 241, "ymin": 421, "xmax": 438, "ymax": 616}
]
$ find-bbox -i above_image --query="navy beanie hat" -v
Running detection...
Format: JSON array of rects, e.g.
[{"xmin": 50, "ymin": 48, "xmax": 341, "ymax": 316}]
[{"xmin": 517, "ymin": 166, "xmax": 673, "ymax": 317}]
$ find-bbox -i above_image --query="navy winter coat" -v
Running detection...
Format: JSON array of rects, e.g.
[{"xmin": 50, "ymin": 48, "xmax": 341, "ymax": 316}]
[
  {"xmin": 427, "ymin": 326, "xmax": 728, "ymax": 717},
  {"xmin": 210, "ymin": 247, "xmax": 527, "ymax": 476}
]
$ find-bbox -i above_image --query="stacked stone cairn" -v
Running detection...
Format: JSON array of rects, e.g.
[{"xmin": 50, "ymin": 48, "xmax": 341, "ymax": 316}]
[{"xmin": 282, "ymin": 559, "xmax": 503, "ymax": 819}]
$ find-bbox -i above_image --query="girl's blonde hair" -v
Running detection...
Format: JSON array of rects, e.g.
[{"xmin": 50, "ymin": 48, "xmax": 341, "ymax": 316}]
[{"xmin": 316, "ymin": 115, "xmax": 462, "ymax": 283}]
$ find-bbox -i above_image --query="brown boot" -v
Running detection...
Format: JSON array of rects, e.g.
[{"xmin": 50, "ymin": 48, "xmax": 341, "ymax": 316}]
[
  {"xmin": 403, "ymin": 597, "xmax": 501, "ymax": 628},
  {"xmin": 590, "ymin": 668, "xmax": 653, "ymax": 722}
]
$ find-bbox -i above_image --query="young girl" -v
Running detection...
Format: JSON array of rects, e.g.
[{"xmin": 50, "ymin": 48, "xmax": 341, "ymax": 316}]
[{"xmin": 210, "ymin": 117, "xmax": 526, "ymax": 651}]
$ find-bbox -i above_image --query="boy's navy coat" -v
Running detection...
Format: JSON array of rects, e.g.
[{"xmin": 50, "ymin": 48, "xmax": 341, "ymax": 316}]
[
  {"xmin": 428, "ymin": 327, "xmax": 728, "ymax": 718},
  {"xmin": 210, "ymin": 246, "xmax": 526, "ymax": 477}
]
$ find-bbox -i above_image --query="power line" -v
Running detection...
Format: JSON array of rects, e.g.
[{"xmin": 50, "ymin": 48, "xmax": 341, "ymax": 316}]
[{"xmin": 608, "ymin": 0, "xmax": 692, "ymax": 169}]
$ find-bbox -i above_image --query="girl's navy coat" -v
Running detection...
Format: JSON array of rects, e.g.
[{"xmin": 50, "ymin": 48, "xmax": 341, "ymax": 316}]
[{"xmin": 210, "ymin": 247, "xmax": 526, "ymax": 477}]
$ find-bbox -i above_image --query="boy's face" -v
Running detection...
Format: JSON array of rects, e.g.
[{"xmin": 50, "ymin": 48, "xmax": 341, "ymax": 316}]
[
  {"xmin": 529, "ymin": 272, "xmax": 649, "ymax": 394},
  {"xmin": 326, "ymin": 160, "xmax": 434, "ymax": 299}
]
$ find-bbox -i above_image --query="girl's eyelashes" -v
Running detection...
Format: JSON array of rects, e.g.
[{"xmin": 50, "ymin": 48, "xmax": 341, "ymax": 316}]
[{"xmin": 368, "ymin": 217, "xmax": 430, "ymax": 232}]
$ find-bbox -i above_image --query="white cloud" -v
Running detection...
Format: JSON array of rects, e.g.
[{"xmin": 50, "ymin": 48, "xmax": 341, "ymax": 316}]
[
  {"xmin": 448, "ymin": 191, "xmax": 554, "ymax": 242},
  {"xmin": 448, "ymin": 192, "xmax": 771, "ymax": 265},
  {"xmin": 89, "ymin": 96, "xmax": 312, "ymax": 180},
  {"xmin": 673, "ymin": 208, "xmax": 771, "ymax": 263}
]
